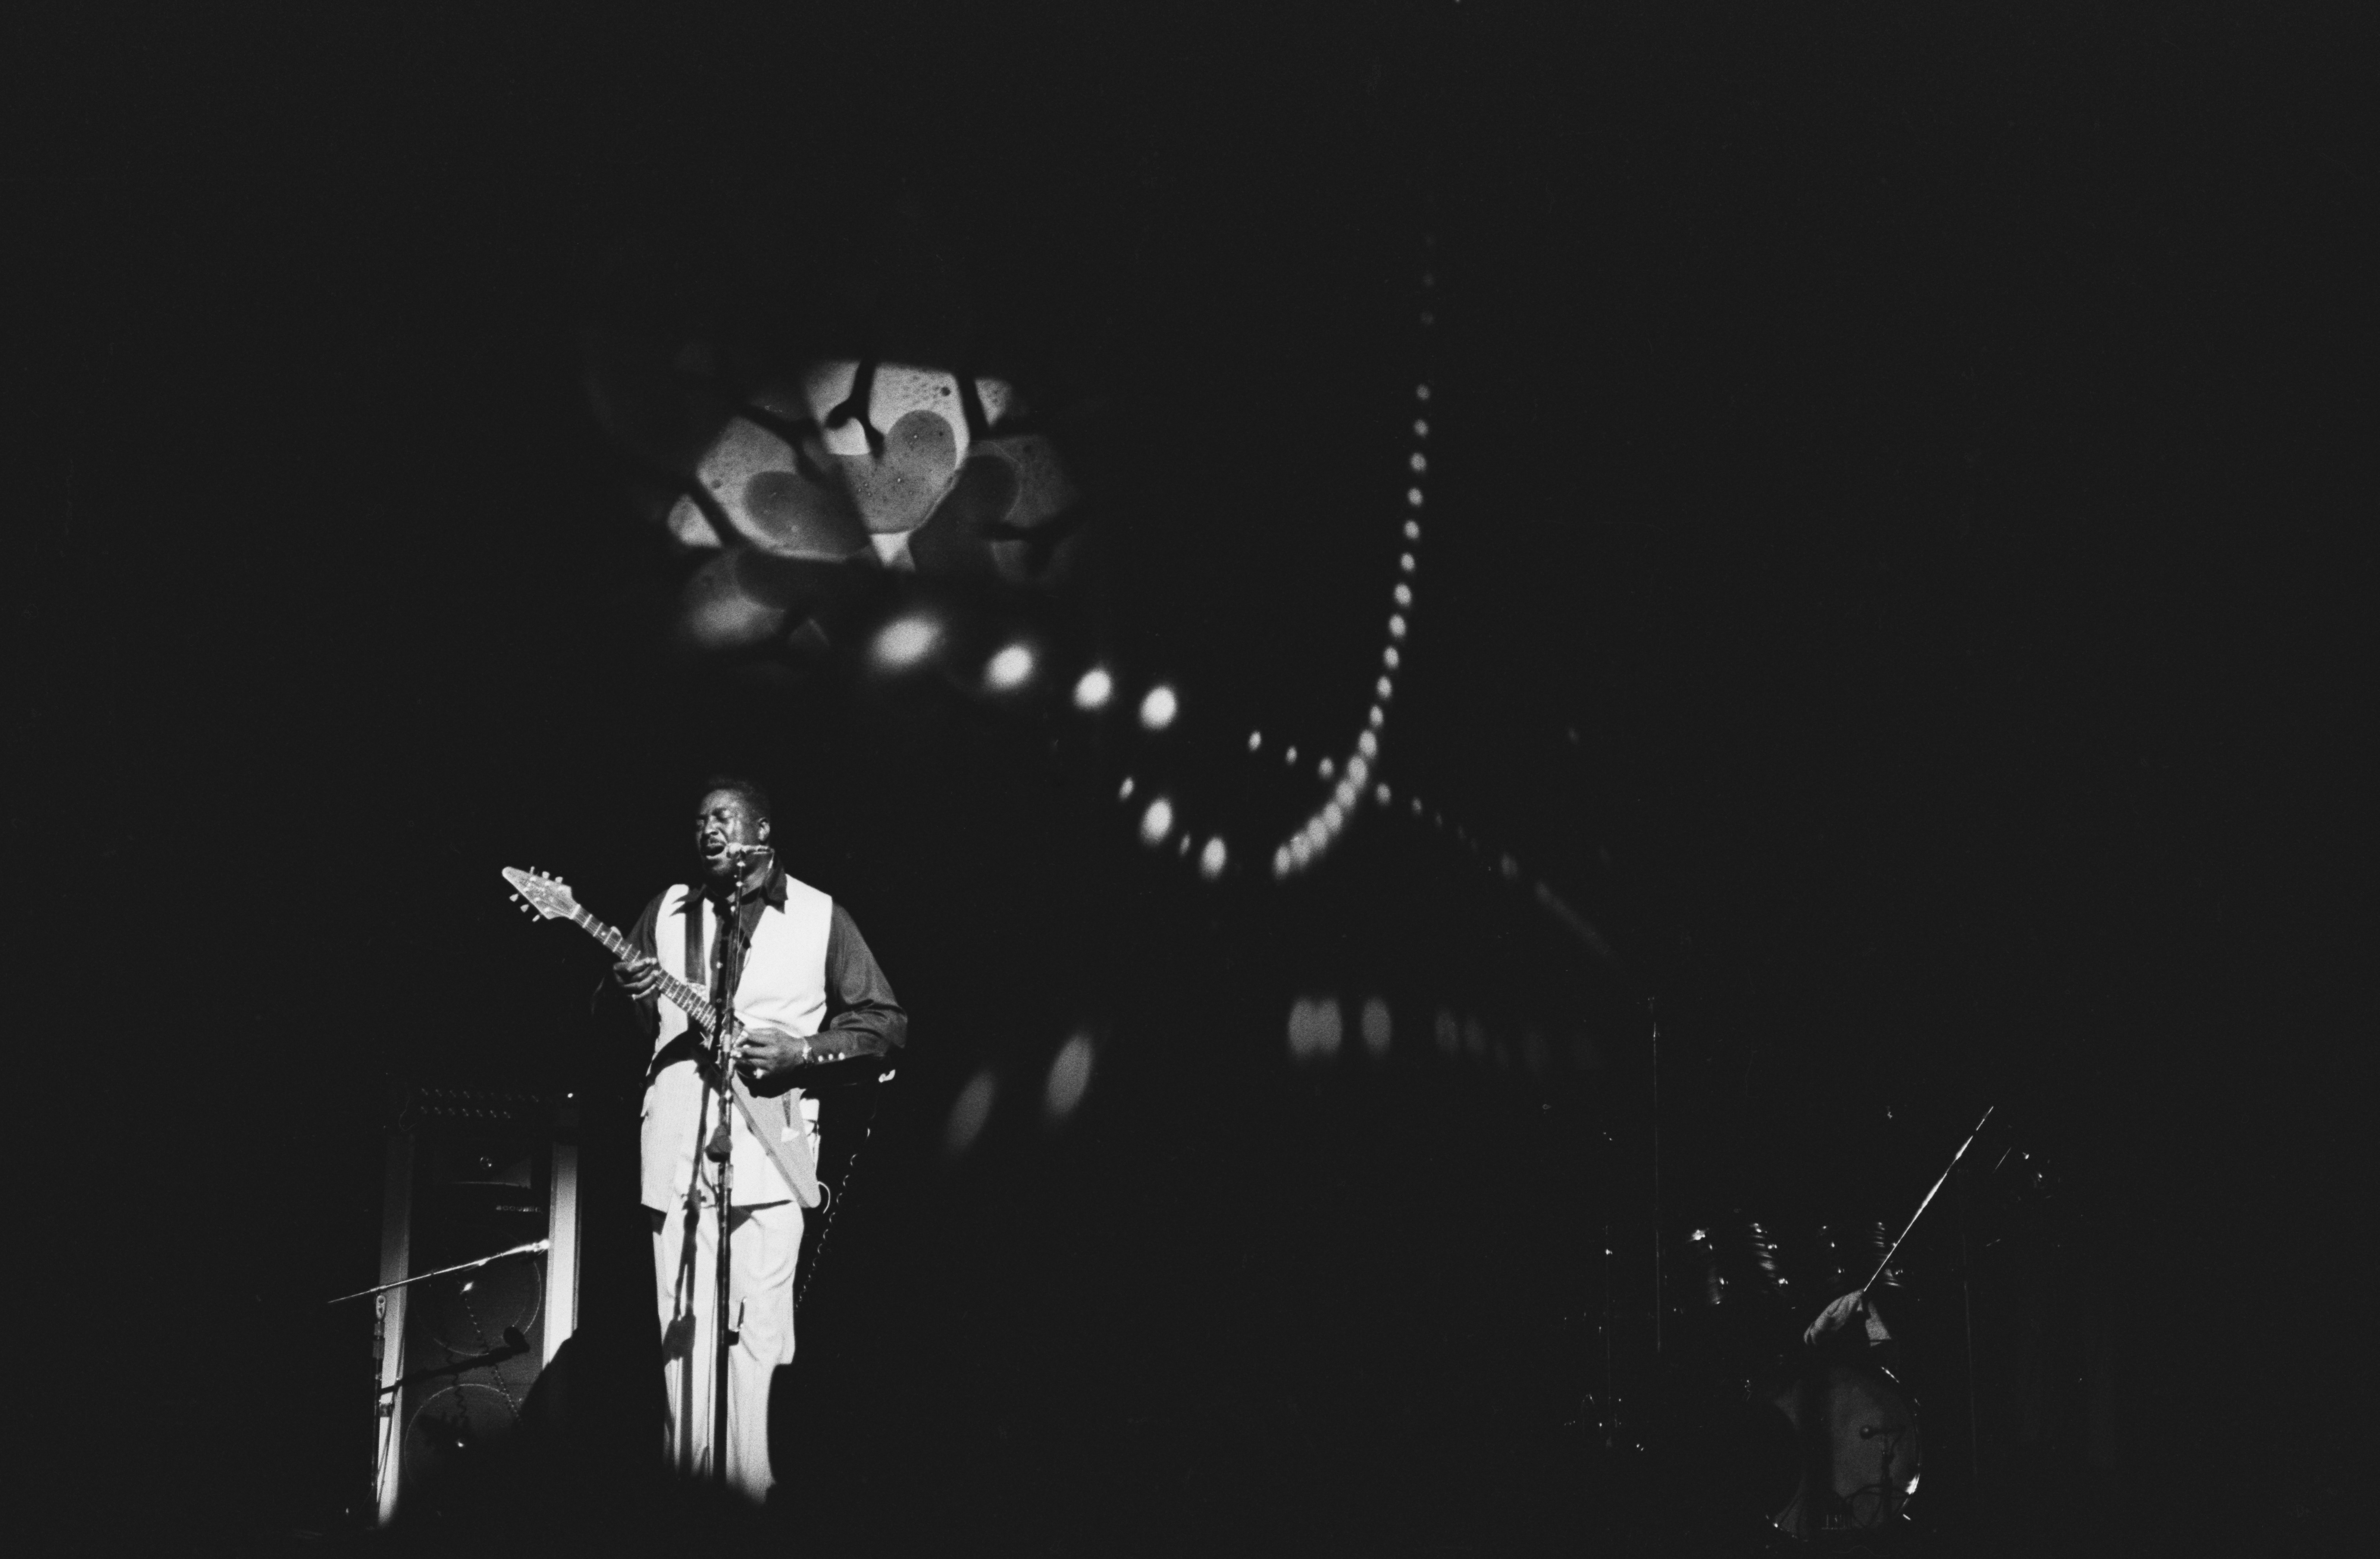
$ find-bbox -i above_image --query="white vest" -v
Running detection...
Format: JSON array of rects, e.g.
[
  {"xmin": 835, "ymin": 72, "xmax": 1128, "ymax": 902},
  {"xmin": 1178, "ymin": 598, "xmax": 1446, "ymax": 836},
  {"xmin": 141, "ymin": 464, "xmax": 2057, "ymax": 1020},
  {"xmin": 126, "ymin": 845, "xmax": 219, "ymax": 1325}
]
[{"xmin": 640, "ymin": 876, "xmax": 833, "ymax": 1210}]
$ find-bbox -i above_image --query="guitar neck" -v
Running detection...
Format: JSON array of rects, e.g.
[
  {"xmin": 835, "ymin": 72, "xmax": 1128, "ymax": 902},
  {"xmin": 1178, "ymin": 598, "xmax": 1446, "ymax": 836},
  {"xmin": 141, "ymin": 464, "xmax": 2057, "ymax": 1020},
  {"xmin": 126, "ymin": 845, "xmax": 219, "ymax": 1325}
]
[{"xmin": 566, "ymin": 907, "xmax": 719, "ymax": 1038}]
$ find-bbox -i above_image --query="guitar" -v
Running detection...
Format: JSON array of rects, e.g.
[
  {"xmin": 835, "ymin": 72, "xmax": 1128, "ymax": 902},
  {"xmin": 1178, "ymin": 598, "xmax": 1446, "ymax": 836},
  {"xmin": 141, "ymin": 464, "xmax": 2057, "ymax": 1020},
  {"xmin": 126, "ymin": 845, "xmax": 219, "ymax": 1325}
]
[{"xmin": 501, "ymin": 865, "xmax": 824, "ymax": 1206}]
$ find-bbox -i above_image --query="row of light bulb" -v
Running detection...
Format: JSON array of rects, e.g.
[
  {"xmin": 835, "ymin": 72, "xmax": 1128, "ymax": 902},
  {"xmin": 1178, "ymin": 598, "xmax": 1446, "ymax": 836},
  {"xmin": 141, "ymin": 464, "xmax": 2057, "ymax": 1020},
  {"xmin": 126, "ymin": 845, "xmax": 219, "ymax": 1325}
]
[{"xmin": 1270, "ymin": 397, "xmax": 1432, "ymax": 876}]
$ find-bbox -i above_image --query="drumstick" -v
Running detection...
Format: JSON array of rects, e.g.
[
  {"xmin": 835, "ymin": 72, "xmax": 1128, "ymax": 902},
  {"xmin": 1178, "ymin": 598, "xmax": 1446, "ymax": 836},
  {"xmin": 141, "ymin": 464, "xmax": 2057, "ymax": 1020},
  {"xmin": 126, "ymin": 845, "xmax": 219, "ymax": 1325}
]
[{"xmin": 1861, "ymin": 1104, "xmax": 1995, "ymax": 1298}]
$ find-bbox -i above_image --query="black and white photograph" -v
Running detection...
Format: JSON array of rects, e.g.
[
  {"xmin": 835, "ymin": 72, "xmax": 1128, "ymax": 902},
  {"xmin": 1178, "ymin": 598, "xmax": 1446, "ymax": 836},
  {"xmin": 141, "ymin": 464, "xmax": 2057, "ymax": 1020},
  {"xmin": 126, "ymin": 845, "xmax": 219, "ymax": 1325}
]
[{"xmin": 7, "ymin": 4, "xmax": 2365, "ymax": 1554}]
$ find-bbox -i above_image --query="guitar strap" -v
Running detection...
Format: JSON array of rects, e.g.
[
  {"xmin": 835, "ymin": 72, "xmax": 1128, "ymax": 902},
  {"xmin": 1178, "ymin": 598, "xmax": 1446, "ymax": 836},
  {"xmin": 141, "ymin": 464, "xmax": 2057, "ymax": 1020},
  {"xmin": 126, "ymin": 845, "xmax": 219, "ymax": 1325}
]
[{"xmin": 684, "ymin": 885, "xmax": 824, "ymax": 1210}]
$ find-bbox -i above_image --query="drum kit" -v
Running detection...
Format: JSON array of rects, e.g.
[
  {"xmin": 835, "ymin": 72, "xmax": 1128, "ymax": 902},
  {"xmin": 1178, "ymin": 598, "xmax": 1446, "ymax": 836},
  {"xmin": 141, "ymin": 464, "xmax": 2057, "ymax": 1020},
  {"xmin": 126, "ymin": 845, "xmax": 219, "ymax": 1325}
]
[{"xmin": 1638, "ymin": 1107, "xmax": 2004, "ymax": 1547}]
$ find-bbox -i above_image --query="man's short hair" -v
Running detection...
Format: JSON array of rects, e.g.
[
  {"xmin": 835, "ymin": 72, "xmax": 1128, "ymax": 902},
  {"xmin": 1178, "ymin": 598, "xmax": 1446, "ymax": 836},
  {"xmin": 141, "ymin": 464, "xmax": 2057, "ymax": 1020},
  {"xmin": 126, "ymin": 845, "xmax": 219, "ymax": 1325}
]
[{"xmin": 699, "ymin": 773, "xmax": 773, "ymax": 825}]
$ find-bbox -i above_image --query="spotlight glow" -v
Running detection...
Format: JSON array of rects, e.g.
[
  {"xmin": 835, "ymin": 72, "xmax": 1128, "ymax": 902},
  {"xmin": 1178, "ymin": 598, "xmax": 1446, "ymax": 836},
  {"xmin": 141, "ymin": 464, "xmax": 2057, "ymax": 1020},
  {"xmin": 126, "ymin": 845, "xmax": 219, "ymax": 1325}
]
[
  {"xmin": 1287, "ymin": 995, "xmax": 1344, "ymax": 1062},
  {"xmin": 1139, "ymin": 797, "xmax": 1175, "ymax": 846},
  {"xmin": 1139, "ymin": 684, "xmax": 1179, "ymax": 730},
  {"xmin": 986, "ymin": 643, "xmax": 1035, "ymax": 690},
  {"xmin": 945, "ymin": 1069, "xmax": 997, "ymax": 1157},
  {"xmin": 873, "ymin": 615, "xmax": 939, "ymax": 668},
  {"xmin": 1044, "ymin": 1032, "xmax": 1095, "ymax": 1122},
  {"xmin": 1074, "ymin": 666, "xmax": 1115, "ymax": 709},
  {"xmin": 1199, "ymin": 836, "xmax": 1228, "ymax": 879}
]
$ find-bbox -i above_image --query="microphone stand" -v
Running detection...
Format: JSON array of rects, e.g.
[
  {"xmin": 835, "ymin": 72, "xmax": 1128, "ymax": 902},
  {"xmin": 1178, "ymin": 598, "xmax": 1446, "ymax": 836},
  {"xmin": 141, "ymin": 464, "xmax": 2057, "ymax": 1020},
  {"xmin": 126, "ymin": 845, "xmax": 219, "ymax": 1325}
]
[{"xmin": 703, "ymin": 850, "xmax": 763, "ymax": 1488}]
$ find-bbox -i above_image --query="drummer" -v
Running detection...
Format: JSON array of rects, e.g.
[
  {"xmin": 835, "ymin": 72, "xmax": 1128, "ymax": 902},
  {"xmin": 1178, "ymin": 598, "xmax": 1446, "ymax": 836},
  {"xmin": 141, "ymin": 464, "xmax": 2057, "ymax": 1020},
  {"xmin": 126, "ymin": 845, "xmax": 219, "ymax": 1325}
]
[{"xmin": 1803, "ymin": 1287, "xmax": 1901, "ymax": 1369}]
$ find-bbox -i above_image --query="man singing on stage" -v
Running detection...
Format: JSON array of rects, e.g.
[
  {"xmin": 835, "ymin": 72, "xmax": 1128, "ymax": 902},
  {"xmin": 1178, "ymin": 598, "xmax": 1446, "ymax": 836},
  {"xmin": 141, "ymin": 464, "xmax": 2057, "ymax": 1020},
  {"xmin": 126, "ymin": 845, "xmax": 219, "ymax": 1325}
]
[{"xmin": 609, "ymin": 775, "xmax": 907, "ymax": 1502}]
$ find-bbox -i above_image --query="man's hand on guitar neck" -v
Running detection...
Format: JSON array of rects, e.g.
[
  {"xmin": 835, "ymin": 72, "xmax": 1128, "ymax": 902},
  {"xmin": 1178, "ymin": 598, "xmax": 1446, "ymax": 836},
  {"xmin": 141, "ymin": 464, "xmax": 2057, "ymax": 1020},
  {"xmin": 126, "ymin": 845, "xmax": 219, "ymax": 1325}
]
[{"xmin": 613, "ymin": 954, "xmax": 664, "ymax": 1001}]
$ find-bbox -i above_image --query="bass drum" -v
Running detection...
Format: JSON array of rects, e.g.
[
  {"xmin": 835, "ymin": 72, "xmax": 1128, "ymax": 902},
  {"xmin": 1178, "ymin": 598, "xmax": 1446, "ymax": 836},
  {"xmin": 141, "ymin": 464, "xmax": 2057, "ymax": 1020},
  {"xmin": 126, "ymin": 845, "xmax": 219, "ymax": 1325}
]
[{"xmin": 1747, "ymin": 1355, "xmax": 1923, "ymax": 1543}]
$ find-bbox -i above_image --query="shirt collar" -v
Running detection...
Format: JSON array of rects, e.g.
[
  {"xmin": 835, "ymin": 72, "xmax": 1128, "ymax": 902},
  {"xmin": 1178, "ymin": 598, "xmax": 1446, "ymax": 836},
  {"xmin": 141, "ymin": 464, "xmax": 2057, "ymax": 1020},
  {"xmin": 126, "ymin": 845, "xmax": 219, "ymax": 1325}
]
[{"xmin": 705, "ymin": 860, "xmax": 786, "ymax": 912}]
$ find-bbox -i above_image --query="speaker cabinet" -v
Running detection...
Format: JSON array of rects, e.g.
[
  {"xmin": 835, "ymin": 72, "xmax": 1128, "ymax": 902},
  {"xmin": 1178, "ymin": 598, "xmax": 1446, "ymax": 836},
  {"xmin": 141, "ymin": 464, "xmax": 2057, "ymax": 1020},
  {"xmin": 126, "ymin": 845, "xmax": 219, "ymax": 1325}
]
[{"xmin": 369, "ymin": 1085, "xmax": 582, "ymax": 1527}]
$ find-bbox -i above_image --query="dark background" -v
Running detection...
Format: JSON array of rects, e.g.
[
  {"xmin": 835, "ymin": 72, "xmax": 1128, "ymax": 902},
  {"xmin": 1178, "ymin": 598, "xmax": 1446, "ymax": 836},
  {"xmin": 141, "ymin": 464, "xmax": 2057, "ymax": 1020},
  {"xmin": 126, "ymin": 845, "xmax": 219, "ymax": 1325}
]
[{"xmin": 6, "ymin": 3, "xmax": 2367, "ymax": 1554}]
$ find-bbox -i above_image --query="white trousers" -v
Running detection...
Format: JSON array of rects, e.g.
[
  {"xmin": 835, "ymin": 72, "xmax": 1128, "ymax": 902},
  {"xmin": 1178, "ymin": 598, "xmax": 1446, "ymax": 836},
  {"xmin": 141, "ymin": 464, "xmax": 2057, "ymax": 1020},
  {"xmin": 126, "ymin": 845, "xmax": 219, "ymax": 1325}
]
[{"xmin": 652, "ymin": 1195, "xmax": 802, "ymax": 1503}]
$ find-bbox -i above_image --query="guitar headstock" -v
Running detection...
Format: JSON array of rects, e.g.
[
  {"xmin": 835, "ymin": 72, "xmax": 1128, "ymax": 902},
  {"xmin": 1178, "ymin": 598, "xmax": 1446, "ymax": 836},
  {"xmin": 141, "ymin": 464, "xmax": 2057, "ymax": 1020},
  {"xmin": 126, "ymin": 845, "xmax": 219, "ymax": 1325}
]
[{"xmin": 502, "ymin": 866, "xmax": 582, "ymax": 922}]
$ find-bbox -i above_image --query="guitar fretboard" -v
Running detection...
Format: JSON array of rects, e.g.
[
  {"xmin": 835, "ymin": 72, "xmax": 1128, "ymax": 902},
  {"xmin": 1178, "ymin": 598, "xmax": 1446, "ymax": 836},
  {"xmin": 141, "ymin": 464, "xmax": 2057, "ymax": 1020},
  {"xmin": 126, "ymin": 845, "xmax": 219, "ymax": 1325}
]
[{"xmin": 567, "ymin": 907, "xmax": 722, "ymax": 1039}]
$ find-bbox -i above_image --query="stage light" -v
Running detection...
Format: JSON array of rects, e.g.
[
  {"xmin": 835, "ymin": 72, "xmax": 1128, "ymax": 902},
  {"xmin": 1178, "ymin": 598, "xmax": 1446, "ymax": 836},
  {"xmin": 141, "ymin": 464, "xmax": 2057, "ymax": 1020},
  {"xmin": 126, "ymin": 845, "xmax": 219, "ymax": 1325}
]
[
  {"xmin": 1139, "ymin": 684, "xmax": 1178, "ymax": 730},
  {"xmin": 1139, "ymin": 797, "xmax": 1174, "ymax": 846},
  {"xmin": 873, "ymin": 615, "xmax": 939, "ymax": 668},
  {"xmin": 1044, "ymin": 1032, "xmax": 1094, "ymax": 1123},
  {"xmin": 1199, "ymin": 836, "xmax": 1228, "ymax": 878},
  {"xmin": 985, "ymin": 643, "xmax": 1035, "ymax": 690},
  {"xmin": 1287, "ymin": 995, "xmax": 1343, "ymax": 1062},
  {"xmin": 945, "ymin": 1069, "xmax": 996, "ymax": 1157},
  {"xmin": 1073, "ymin": 666, "xmax": 1114, "ymax": 709},
  {"xmin": 1360, "ymin": 997, "xmax": 1391, "ymax": 1057}
]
